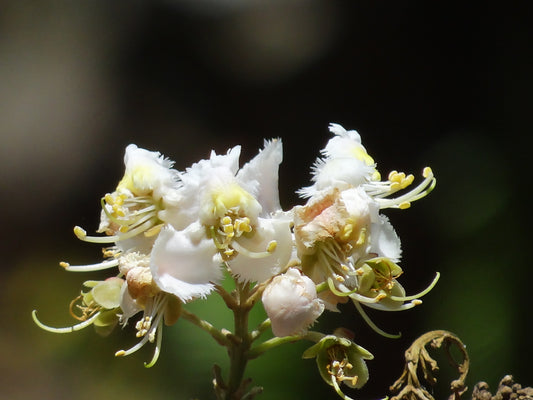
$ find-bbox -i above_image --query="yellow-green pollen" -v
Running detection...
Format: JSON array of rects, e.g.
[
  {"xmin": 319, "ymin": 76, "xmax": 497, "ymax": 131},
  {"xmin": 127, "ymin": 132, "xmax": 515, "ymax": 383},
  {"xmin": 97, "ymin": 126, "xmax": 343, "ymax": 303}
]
[{"xmin": 210, "ymin": 213, "xmax": 254, "ymax": 260}]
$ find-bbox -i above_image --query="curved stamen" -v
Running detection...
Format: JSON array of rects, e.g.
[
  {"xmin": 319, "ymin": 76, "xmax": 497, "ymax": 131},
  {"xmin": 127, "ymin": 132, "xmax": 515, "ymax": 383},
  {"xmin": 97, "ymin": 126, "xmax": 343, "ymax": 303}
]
[
  {"xmin": 144, "ymin": 318, "xmax": 163, "ymax": 368},
  {"xmin": 331, "ymin": 374, "xmax": 356, "ymax": 400},
  {"xmin": 390, "ymin": 272, "xmax": 440, "ymax": 302},
  {"xmin": 115, "ymin": 294, "xmax": 167, "ymax": 362},
  {"xmin": 348, "ymin": 291, "xmax": 388, "ymax": 304},
  {"xmin": 32, "ymin": 310, "xmax": 101, "ymax": 333},
  {"xmin": 115, "ymin": 329, "xmax": 153, "ymax": 358},
  {"xmin": 101, "ymin": 198, "xmax": 157, "ymax": 227},
  {"xmin": 231, "ymin": 240, "xmax": 275, "ymax": 259},
  {"xmin": 352, "ymin": 301, "xmax": 401, "ymax": 339},
  {"xmin": 59, "ymin": 258, "xmax": 119, "ymax": 272},
  {"xmin": 327, "ymin": 277, "xmax": 358, "ymax": 296},
  {"xmin": 362, "ymin": 299, "xmax": 421, "ymax": 312},
  {"xmin": 318, "ymin": 245, "xmax": 352, "ymax": 280},
  {"xmin": 209, "ymin": 226, "xmax": 227, "ymax": 250},
  {"xmin": 374, "ymin": 168, "xmax": 436, "ymax": 209},
  {"xmin": 144, "ymin": 223, "xmax": 164, "ymax": 237},
  {"xmin": 74, "ymin": 218, "xmax": 156, "ymax": 243}
]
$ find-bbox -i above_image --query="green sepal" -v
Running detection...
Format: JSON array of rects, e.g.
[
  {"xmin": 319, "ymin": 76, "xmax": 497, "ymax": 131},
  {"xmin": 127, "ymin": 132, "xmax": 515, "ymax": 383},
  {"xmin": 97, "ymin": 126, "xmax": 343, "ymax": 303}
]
[
  {"xmin": 164, "ymin": 295, "xmax": 182, "ymax": 326},
  {"xmin": 91, "ymin": 278, "xmax": 124, "ymax": 309},
  {"xmin": 302, "ymin": 333, "xmax": 374, "ymax": 390}
]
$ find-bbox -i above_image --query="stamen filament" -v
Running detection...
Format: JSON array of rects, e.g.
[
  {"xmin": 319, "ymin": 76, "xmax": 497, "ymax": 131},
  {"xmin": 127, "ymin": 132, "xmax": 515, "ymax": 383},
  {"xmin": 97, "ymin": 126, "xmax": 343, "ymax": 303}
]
[
  {"xmin": 375, "ymin": 170, "xmax": 436, "ymax": 209},
  {"xmin": 32, "ymin": 310, "xmax": 101, "ymax": 333},
  {"xmin": 231, "ymin": 240, "xmax": 273, "ymax": 259},
  {"xmin": 74, "ymin": 218, "xmax": 156, "ymax": 243},
  {"xmin": 331, "ymin": 375, "xmax": 356, "ymax": 400},
  {"xmin": 327, "ymin": 277, "xmax": 358, "ymax": 296},
  {"xmin": 352, "ymin": 301, "xmax": 401, "ymax": 339},
  {"xmin": 362, "ymin": 300, "xmax": 420, "ymax": 312},
  {"xmin": 60, "ymin": 258, "xmax": 119, "ymax": 272},
  {"xmin": 390, "ymin": 272, "xmax": 440, "ymax": 302},
  {"xmin": 144, "ymin": 318, "xmax": 163, "ymax": 368},
  {"xmin": 348, "ymin": 291, "xmax": 389, "ymax": 304},
  {"xmin": 115, "ymin": 295, "xmax": 167, "ymax": 360}
]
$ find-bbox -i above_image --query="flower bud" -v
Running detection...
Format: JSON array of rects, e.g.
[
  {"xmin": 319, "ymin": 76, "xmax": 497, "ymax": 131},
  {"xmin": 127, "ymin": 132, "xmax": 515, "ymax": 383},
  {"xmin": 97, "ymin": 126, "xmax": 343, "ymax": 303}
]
[{"xmin": 262, "ymin": 268, "xmax": 324, "ymax": 337}]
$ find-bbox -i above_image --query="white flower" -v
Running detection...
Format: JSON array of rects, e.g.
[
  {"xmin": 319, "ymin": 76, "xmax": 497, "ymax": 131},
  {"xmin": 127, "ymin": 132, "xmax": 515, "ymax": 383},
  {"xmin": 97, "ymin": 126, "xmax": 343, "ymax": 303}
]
[
  {"xmin": 262, "ymin": 268, "xmax": 324, "ymax": 337},
  {"xmin": 117, "ymin": 144, "xmax": 181, "ymax": 205},
  {"xmin": 70, "ymin": 144, "xmax": 182, "ymax": 257},
  {"xmin": 160, "ymin": 140, "xmax": 292, "ymax": 284},
  {"xmin": 299, "ymin": 124, "xmax": 436, "ymax": 212},
  {"xmin": 161, "ymin": 145, "xmax": 246, "ymax": 229},
  {"xmin": 294, "ymin": 187, "xmax": 377, "ymax": 285},
  {"xmin": 298, "ymin": 123, "xmax": 379, "ymax": 198}
]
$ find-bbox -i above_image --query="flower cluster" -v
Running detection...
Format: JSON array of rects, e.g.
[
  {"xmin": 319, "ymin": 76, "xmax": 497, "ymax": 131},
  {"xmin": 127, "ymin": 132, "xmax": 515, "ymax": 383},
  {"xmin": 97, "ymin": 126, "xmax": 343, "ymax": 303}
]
[{"xmin": 33, "ymin": 123, "xmax": 437, "ymax": 398}]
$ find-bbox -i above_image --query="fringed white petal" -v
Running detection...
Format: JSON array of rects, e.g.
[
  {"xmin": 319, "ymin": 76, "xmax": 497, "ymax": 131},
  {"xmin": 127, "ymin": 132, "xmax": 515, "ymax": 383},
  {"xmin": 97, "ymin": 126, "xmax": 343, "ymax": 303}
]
[
  {"xmin": 150, "ymin": 223, "xmax": 222, "ymax": 302},
  {"xmin": 228, "ymin": 214, "xmax": 293, "ymax": 283},
  {"xmin": 369, "ymin": 215, "xmax": 402, "ymax": 262},
  {"xmin": 237, "ymin": 139, "xmax": 283, "ymax": 215}
]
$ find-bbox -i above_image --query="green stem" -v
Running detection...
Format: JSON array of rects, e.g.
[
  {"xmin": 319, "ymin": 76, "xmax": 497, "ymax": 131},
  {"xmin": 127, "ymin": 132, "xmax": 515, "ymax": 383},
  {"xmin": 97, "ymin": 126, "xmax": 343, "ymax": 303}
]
[
  {"xmin": 225, "ymin": 281, "xmax": 253, "ymax": 399},
  {"xmin": 247, "ymin": 334, "xmax": 302, "ymax": 360},
  {"xmin": 247, "ymin": 330, "xmax": 326, "ymax": 360},
  {"xmin": 181, "ymin": 308, "xmax": 230, "ymax": 346},
  {"xmin": 250, "ymin": 319, "xmax": 271, "ymax": 341}
]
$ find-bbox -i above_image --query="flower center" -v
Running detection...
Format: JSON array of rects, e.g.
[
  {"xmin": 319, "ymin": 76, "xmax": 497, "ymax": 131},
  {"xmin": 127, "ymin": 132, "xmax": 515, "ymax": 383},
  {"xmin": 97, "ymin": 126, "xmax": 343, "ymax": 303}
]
[
  {"xmin": 327, "ymin": 346, "xmax": 358, "ymax": 387},
  {"xmin": 209, "ymin": 212, "xmax": 277, "ymax": 261}
]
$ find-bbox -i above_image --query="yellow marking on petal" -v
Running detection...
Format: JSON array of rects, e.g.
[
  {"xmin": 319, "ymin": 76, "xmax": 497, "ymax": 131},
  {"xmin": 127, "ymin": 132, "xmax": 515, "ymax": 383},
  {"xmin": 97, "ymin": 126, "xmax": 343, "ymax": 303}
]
[
  {"xmin": 352, "ymin": 146, "xmax": 375, "ymax": 166},
  {"xmin": 212, "ymin": 184, "xmax": 256, "ymax": 218}
]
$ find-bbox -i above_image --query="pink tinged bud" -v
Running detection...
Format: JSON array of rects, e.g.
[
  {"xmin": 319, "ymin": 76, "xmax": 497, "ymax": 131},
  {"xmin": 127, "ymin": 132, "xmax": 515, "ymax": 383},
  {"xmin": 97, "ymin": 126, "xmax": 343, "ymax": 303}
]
[{"xmin": 262, "ymin": 268, "xmax": 325, "ymax": 337}]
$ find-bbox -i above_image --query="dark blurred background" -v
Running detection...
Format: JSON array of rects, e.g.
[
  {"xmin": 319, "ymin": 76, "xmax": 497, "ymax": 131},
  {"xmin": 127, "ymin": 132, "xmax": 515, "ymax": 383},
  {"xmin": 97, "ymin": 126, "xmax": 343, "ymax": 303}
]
[{"xmin": 1, "ymin": 1, "xmax": 530, "ymax": 399}]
